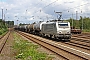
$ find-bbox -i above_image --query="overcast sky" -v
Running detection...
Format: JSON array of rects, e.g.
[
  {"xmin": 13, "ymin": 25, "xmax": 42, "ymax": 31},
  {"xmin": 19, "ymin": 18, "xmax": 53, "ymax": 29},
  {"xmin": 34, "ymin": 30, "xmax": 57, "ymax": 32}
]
[{"xmin": 0, "ymin": 0, "xmax": 90, "ymax": 25}]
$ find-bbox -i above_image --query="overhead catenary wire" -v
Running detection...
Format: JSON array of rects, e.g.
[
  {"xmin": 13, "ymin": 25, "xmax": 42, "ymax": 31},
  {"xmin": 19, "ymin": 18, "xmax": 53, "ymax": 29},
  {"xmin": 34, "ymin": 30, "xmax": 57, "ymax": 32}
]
[
  {"xmin": 21, "ymin": 1, "xmax": 90, "ymax": 21},
  {"xmin": 59, "ymin": 2, "xmax": 90, "ymax": 20},
  {"xmin": 62, "ymin": 2, "xmax": 90, "ymax": 12},
  {"xmin": 33, "ymin": 1, "xmax": 90, "ymax": 20},
  {"xmin": 27, "ymin": 0, "xmax": 58, "ymax": 20},
  {"xmin": 33, "ymin": 0, "xmax": 58, "ymax": 14}
]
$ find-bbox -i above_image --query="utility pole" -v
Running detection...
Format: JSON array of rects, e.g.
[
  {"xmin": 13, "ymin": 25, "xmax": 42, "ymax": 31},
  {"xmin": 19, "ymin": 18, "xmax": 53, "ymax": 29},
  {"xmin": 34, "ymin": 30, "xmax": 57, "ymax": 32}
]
[
  {"xmin": 2, "ymin": 9, "xmax": 6, "ymax": 25},
  {"xmin": 2, "ymin": 9, "xmax": 3, "ymax": 20},
  {"xmin": 4, "ymin": 14, "xmax": 5, "ymax": 21},
  {"xmin": 5, "ymin": 9, "xmax": 7, "ymax": 21},
  {"xmin": 76, "ymin": 11, "xmax": 78, "ymax": 20},
  {"xmin": 72, "ymin": 13, "xmax": 73, "ymax": 29},
  {"xmin": 81, "ymin": 11, "xmax": 83, "ymax": 30},
  {"xmin": 4, "ymin": 14, "xmax": 5, "ymax": 25},
  {"xmin": 17, "ymin": 20, "xmax": 18, "ymax": 26}
]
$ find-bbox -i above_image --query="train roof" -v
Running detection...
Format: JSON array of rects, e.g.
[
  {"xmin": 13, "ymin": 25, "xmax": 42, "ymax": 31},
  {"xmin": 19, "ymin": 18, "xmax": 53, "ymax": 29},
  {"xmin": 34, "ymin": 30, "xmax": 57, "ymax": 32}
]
[{"xmin": 45, "ymin": 21, "xmax": 69, "ymax": 24}]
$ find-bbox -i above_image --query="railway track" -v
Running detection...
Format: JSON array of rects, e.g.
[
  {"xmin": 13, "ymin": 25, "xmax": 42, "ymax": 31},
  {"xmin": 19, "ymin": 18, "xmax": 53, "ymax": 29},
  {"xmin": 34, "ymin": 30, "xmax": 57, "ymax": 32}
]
[
  {"xmin": 64, "ymin": 41, "xmax": 90, "ymax": 50},
  {"xmin": 71, "ymin": 38, "xmax": 90, "ymax": 43},
  {"xmin": 16, "ymin": 31, "xmax": 90, "ymax": 60},
  {"xmin": 70, "ymin": 36, "xmax": 90, "ymax": 50},
  {"xmin": 72, "ymin": 34, "xmax": 90, "ymax": 39},
  {"xmin": 70, "ymin": 40, "xmax": 90, "ymax": 47},
  {"xmin": 0, "ymin": 31, "xmax": 10, "ymax": 53}
]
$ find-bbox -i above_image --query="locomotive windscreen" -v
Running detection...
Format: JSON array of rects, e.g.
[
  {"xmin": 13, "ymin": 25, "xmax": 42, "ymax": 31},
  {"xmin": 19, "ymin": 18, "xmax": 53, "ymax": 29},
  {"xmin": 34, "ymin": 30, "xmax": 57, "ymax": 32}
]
[
  {"xmin": 58, "ymin": 23, "xmax": 69, "ymax": 28},
  {"xmin": 59, "ymin": 24, "xmax": 68, "ymax": 26}
]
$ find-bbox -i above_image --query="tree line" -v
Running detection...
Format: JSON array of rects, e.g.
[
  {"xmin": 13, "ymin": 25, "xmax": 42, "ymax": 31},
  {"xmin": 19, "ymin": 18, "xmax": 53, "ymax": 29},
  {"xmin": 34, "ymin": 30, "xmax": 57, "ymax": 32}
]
[
  {"xmin": 0, "ymin": 19, "xmax": 7, "ymax": 35},
  {"xmin": 67, "ymin": 17, "xmax": 90, "ymax": 32},
  {"xmin": 0, "ymin": 19, "xmax": 14, "ymax": 35}
]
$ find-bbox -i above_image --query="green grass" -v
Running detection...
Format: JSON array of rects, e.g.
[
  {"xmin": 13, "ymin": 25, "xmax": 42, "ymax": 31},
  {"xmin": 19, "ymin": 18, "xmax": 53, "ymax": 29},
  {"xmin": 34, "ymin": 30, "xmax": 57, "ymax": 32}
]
[
  {"xmin": 82, "ymin": 29, "xmax": 90, "ymax": 32},
  {"xmin": 0, "ymin": 28, "xmax": 8, "ymax": 35},
  {"xmin": 12, "ymin": 32, "xmax": 53, "ymax": 60},
  {"xmin": 1, "ymin": 31, "xmax": 8, "ymax": 36}
]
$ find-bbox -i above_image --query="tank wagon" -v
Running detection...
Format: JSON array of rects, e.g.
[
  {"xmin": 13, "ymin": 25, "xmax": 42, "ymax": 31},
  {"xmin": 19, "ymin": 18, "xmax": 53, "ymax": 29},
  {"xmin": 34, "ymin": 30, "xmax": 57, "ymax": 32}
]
[
  {"xmin": 41, "ymin": 21, "xmax": 71, "ymax": 39},
  {"xmin": 33, "ymin": 22, "xmax": 46, "ymax": 34},
  {"xmin": 19, "ymin": 25, "xmax": 27, "ymax": 32},
  {"xmin": 23, "ymin": 25, "xmax": 27, "ymax": 32},
  {"xmin": 14, "ymin": 25, "xmax": 19, "ymax": 30},
  {"xmin": 26, "ymin": 24, "xmax": 34, "ymax": 33}
]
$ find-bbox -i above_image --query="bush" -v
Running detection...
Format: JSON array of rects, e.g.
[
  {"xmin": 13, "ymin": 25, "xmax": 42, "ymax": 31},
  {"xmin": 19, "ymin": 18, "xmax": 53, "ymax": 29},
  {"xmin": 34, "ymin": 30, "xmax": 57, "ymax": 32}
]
[
  {"xmin": 0, "ymin": 28, "xmax": 7, "ymax": 35},
  {"xmin": 0, "ymin": 30, "xmax": 3, "ymax": 35}
]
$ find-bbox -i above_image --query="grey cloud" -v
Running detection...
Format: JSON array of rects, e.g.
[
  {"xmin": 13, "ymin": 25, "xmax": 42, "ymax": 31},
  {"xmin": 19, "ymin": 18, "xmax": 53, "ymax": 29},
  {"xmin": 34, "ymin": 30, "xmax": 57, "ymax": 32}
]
[{"xmin": 0, "ymin": 0, "xmax": 90, "ymax": 25}]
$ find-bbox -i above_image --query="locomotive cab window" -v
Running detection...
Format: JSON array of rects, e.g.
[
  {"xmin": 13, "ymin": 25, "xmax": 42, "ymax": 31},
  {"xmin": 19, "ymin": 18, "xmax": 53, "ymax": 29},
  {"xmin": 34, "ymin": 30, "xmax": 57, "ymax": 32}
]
[
  {"xmin": 58, "ymin": 23, "xmax": 69, "ymax": 28},
  {"xmin": 59, "ymin": 24, "xmax": 68, "ymax": 26}
]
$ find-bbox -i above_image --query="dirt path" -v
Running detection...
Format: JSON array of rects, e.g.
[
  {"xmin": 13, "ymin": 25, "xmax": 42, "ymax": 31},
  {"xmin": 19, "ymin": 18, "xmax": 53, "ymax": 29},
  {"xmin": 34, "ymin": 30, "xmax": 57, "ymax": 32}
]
[{"xmin": 0, "ymin": 31, "xmax": 16, "ymax": 60}]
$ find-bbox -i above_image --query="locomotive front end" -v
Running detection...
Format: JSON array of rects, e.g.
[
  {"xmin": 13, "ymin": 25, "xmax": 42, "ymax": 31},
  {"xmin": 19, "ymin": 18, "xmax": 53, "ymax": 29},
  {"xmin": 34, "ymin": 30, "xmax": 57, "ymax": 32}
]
[{"xmin": 56, "ymin": 22, "xmax": 71, "ymax": 39}]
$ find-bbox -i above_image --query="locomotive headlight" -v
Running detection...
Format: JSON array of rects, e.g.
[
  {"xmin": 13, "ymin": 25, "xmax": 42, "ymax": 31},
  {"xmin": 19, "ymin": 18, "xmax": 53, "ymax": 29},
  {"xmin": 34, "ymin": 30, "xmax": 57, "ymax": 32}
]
[
  {"xmin": 67, "ymin": 31, "xmax": 70, "ymax": 33},
  {"xmin": 59, "ymin": 32, "xmax": 61, "ymax": 33},
  {"xmin": 57, "ymin": 31, "xmax": 62, "ymax": 34},
  {"xmin": 67, "ymin": 31, "xmax": 70, "ymax": 34}
]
